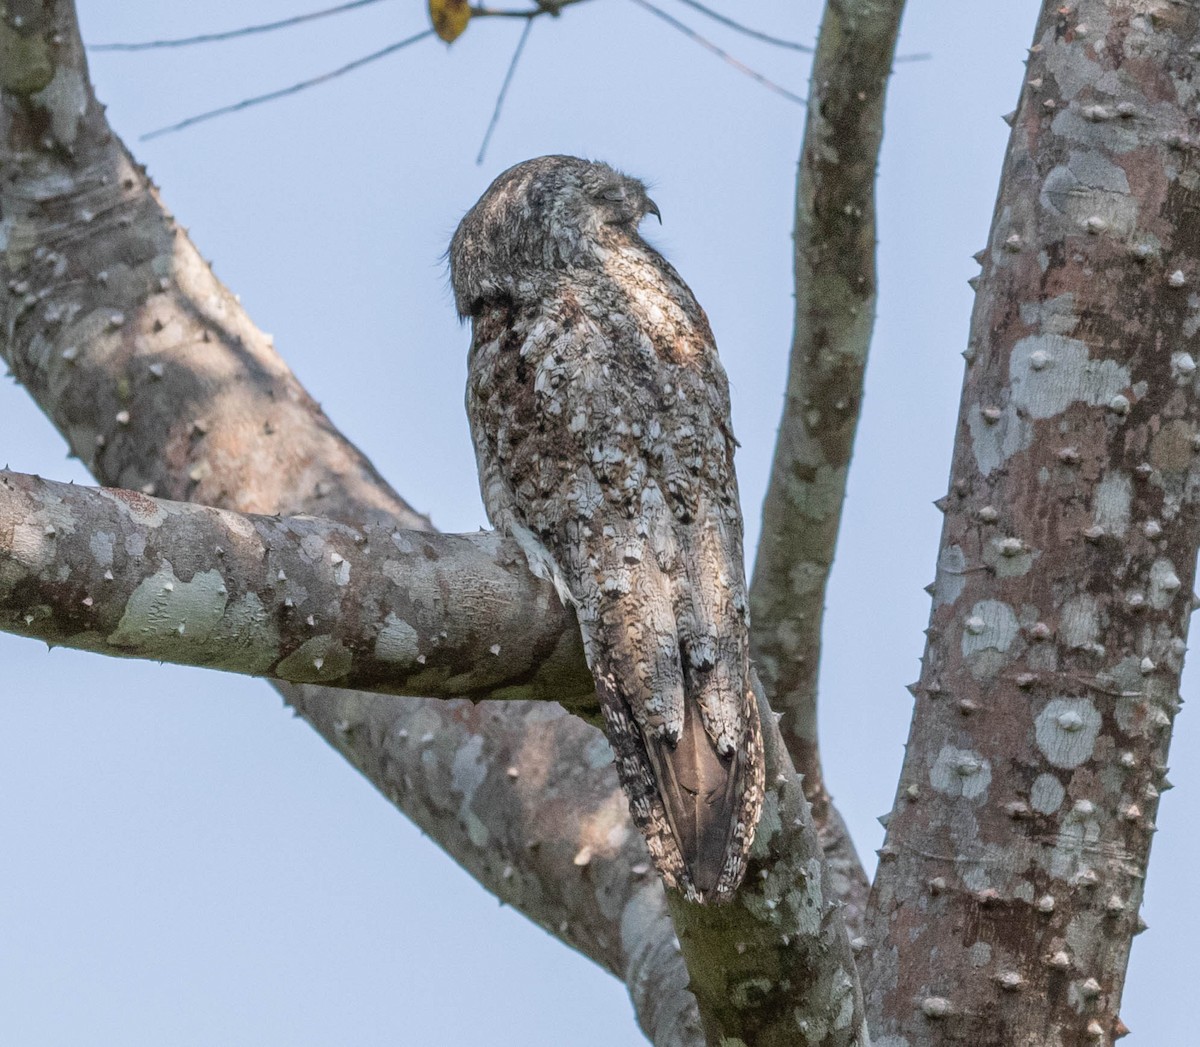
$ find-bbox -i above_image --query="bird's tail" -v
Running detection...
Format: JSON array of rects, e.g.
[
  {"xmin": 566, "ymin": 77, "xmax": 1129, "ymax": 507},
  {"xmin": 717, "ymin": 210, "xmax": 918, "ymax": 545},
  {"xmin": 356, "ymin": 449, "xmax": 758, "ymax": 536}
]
[
  {"xmin": 582, "ymin": 560, "xmax": 764, "ymax": 903},
  {"xmin": 642, "ymin": 679, "xmax": 756, "ymax": 899}
]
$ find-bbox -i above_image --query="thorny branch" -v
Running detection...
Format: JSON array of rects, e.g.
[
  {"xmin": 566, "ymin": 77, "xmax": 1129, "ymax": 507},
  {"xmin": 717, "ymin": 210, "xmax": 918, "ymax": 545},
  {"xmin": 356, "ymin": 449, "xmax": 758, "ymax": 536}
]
[
  {"xmin": 0, "ymin": 468, "xmax": 867, "ymax": 1045},
  {"xmin": 0, "ymin": 470, "xmax": 593, "ymax": 707},
  {"xmin": 0, "ymin": 0, "xmax": 879, "ymax": 1042},
  {"xmin": 748, "ymin": 0, "xmax": 909, "ymax": 936},
  {"xmin": 0, "ymin": 4, "xmax": 700, "ymax": 1044}
]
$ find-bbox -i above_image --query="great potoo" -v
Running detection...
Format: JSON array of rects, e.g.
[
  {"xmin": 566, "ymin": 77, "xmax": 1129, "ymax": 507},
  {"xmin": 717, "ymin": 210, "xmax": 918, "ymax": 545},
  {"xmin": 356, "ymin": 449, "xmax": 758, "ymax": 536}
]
[{"xmin": 449, "ymin": 155, "xmax": 764, "ymax": 903}]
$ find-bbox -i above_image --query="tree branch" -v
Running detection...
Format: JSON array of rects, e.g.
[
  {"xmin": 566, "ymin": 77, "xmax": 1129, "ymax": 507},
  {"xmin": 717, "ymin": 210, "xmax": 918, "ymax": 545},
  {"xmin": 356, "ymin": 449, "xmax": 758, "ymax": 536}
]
[
  {"xmin": 0, "ymin": 452, "xmax": 868, "ymax": 1043},
  {"xmin": 1, "ymin": 1, "xmax": 870, "ymax": 1041},
  {"xmin": 748, "ymin": 0, "xmax": 908, "ymax": 934},
  {"xmin": 625, "ymin": 0, "xmax": 806, "ymax": 107},
  {"xmin": 669, "ymin": 0, "xmax": 814, "ymax": 52},
  {"xmin": 861, "ymin": 2, "xmax": 1200, "ymax": 1042},
  {"xmin": 0, "ymin": 5, "xmax": 701, "ymax": 1043},
  {"xmin": 0, "ymin": 469, "xmax": 592, "ymax": 705},
  {"xmin": 88, "ymin": 0, "xmax": 391, "ymax": 51},
  {"xmin": 140, "ymin": 31, "xmax": 435, "ymax": 141}
]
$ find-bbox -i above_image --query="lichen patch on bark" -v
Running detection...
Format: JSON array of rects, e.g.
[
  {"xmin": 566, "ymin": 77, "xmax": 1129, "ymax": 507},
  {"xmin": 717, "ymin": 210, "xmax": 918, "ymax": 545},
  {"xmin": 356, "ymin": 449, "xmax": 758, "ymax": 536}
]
[{"xmin": 108, "ymin": 562, "xmax": 227, "ymax": 651}]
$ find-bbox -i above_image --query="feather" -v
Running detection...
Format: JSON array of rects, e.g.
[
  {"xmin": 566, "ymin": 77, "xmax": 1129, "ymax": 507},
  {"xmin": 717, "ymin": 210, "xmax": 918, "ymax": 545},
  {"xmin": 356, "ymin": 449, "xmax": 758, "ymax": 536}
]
[{"xmin": 644, "ymin": 689, "xmax": 741, "ymax": 896}]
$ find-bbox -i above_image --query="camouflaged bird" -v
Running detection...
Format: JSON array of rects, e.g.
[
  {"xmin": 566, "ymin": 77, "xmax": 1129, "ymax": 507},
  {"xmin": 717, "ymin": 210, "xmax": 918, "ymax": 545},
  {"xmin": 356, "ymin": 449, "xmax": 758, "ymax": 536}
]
[{"xmin": 449, "ymin": 155, "xmax": 764, "ymax": 902}]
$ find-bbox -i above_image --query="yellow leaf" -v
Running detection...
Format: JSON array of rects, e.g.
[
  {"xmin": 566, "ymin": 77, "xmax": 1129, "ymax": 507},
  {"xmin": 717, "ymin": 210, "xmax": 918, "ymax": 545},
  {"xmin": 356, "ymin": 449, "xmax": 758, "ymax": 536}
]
[{"xmin": 429, "ymin": 0, "xmax": 472, "ymax": 43}]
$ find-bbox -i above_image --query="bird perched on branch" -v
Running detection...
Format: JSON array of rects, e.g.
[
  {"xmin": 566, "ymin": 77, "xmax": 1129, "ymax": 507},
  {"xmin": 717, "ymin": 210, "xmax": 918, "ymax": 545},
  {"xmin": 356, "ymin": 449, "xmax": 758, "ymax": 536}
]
[{"xmin": 449, "ymin": 155, "xmax": 764, "ymax": 903}]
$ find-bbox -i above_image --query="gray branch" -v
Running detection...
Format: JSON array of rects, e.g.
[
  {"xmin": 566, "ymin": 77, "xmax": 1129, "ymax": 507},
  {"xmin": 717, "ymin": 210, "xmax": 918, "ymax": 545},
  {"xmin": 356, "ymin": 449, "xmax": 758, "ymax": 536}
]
[
  {"xmin": 0, "ymin": 470, "xmax": 866, "ymax": 1042},
  {"xmin": 0, "ymin": 457, "xmax": 867, "ymax": 1042},
  {"xmin": 748, "ymin": 0, "xmax": 908, "ymax": 933},
  {"xmin": 0, "ymin": 4, "xmax": 700, "ymax": 1043},
  {"xmin": 1, "ymin": 1, "xmax": 870, "ymax": 1042},
  {"xmin": 0, "ymin": 469, "xmax": 592, "ymax": 705},
  {"xmin": 861, "ymin": 1, "xmax": 1199, "ymax": 1042}
]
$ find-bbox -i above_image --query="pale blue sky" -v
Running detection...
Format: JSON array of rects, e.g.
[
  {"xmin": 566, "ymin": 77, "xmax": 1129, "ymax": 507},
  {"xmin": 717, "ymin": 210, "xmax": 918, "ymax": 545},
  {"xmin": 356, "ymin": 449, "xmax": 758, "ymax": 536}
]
[{"xmin": 1, "ymin": 2, "xmax": 1192, "ymax": 1044}]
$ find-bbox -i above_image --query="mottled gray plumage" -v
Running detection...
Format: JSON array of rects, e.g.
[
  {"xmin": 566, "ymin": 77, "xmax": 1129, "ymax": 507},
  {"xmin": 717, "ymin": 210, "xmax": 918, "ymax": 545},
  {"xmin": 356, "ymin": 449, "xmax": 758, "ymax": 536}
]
[{"xmin": 450, "ymin": 155, "xmax": 764, "ymax": 902}]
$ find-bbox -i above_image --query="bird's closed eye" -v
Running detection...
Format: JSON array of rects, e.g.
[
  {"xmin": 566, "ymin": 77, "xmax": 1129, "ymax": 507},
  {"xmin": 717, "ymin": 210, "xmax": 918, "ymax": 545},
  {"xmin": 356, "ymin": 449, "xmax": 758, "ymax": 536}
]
[{"xmin": 600, "ymin": 186, "xmax": 627, "ymax": 202}]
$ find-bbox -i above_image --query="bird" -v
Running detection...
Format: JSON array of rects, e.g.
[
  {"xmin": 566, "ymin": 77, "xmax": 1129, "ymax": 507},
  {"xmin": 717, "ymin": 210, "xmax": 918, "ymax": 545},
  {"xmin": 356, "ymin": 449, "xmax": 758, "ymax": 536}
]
[{"xmin": 449, "ymin": 155, "xmax": 764, "ymax": 903}]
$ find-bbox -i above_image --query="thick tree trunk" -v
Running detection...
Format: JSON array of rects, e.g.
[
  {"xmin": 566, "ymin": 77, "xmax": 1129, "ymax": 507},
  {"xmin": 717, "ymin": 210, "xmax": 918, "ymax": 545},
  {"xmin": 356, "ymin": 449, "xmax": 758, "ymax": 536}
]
[{"xmin": 862, "ymin": 2, "xmax": 1198, "ymax": 1043}]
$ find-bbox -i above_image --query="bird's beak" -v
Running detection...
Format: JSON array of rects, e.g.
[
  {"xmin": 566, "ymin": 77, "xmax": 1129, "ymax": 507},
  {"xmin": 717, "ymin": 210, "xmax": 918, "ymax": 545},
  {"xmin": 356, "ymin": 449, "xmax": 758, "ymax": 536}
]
[{"xmin": 645, "ymin": 197, "xmax": 662, "ymax": 224}]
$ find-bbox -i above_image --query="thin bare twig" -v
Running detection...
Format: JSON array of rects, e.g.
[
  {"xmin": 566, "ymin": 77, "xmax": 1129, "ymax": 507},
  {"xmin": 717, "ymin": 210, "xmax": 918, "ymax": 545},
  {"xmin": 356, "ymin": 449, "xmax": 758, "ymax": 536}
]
[
  {"xmin": 672, "ymin": 0, "xmax": 931, "ymax": 64},
  {"xmin": 140, "ymin": 30, "xmax": 435, "ymax": 140},
  {"xmin": 671, "ymin": 0, "xmax": 813, "ymax": 52},
  {"xmin": 477, "ymin": 19, "xmax": 535, "ymax": 165},
  {"xmin": 471, "ymin": 0, "xmax": 595, "ymax": 17},
  {"xmin": 626, "ymin": 0, "xmax": 806, "ymax": 106},
  {"xmin": 90, "ymin": 0, "xmax": 389, "ymax": 51}
]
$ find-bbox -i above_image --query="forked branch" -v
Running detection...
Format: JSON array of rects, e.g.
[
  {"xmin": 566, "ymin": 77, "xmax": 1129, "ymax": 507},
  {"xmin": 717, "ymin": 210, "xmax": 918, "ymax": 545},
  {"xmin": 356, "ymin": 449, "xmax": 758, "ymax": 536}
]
[
  {"xmin": 0, "ymin": 4, "xmax": 698, "ymax": 1042},
  {"xmin": 1, "ymin": 0, "xmax": 871, "ymax": 1042}
]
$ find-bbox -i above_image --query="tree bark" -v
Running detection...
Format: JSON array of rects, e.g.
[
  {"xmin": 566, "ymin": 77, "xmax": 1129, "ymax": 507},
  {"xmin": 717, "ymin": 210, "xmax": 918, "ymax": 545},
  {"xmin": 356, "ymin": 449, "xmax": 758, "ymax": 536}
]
[
  {"xmin": 862, "ymin": 2, "xmax": 1199, "ymax": 1043},
  {"xmin": 0, "ymin": 472, "xmax": 868, "ymax": 1042},
  {"xmin": 749, "ymin": 0, "xmax": 907, "ymax": 937},
  {"xmin": 0, "ymin": 469, "xmax": 592, "ymax": 704}
]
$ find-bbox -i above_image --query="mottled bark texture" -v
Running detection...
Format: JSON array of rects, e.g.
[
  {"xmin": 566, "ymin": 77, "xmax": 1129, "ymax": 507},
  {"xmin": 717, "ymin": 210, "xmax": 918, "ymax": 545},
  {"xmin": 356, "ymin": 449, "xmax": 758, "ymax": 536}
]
[
  {"xmin": 0, "ymin": 5, "xmax": 702, "ymax": 1044},
  {"xmin": 0, "ymin": 470, "xmax": 592, "ymax": 704},
  {"xmin": 862, "ymin": 2, "xmax": 1199, "ymax": 1044},
  {"xmin": 749, "ymin": 0, "xmax": 907, "ymax": 935}
]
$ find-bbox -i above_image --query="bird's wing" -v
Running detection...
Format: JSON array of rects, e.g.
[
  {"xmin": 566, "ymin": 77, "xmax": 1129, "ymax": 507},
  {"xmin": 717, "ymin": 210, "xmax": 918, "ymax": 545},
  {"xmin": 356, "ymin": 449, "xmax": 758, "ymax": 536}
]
[{"xmin": 465, "ymin": 282, "xmax": 762, "ymax": 901}]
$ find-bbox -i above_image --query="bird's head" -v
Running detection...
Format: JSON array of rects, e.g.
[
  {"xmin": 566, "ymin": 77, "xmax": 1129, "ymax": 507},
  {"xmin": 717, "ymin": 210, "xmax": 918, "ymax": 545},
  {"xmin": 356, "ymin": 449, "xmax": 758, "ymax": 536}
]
[{"xmin": 449, "ymin": 154, "xmax": 660, "ymax": 318}]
